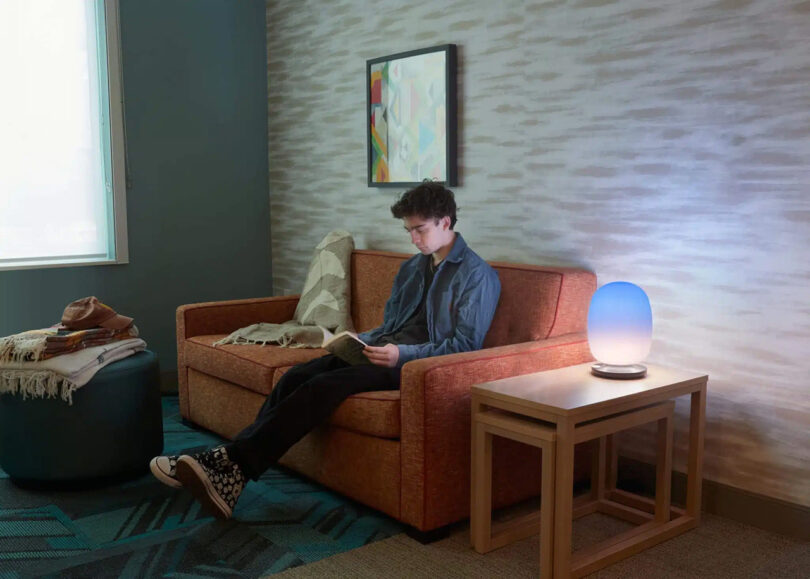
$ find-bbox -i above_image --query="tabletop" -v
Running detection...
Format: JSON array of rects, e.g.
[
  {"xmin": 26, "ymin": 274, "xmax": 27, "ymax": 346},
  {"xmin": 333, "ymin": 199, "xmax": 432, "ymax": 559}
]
[{"xmin": 472, "ymin": 363, "xmax": 708, "ymax": 418}]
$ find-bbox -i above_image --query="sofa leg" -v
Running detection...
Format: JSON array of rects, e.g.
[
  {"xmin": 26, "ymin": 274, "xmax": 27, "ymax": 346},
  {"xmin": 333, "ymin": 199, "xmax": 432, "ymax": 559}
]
[{"xmin": 405, "ymin": 525, "xmax": 451, "ymax": 544}]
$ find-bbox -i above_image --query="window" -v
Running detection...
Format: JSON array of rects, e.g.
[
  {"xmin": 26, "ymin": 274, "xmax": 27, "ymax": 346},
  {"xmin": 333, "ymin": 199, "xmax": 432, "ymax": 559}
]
[{"xmin": 0, "ymin": 0, "xmax": 127, "ymax": 271}]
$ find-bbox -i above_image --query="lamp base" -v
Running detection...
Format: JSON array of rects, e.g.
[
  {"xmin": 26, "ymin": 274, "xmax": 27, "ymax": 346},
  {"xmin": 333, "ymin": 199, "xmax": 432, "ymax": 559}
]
[{"xmin": 591, "ymin": 363, "xmax": 647, "ymax": 380}]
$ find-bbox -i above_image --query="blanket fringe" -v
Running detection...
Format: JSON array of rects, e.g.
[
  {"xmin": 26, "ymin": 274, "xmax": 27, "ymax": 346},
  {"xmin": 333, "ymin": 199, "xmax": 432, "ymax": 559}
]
[
  {"xmin": 0, "ymin": 334, "xmax": 47, "ymax": 364},
  {"xmin": 0, "ymin": 370, "xmax": 79, "ymax": 405},
  {"xmin": 213, "ymin": 333, "xmax": 305, "ymax": 348}
]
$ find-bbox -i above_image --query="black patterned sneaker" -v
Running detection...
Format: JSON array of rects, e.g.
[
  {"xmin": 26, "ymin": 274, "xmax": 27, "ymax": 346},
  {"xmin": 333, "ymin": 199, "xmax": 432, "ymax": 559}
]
[
  {"xmin": 149, "ymin": 455, "xmax": 182, "ymax": 489},
  {"xmin": 149, "ymin": 449, "xmax": 212, "ymax": 489},
  {"xmin": 175, "ymin": 446, "xmax": 245, "ymax": 520}
]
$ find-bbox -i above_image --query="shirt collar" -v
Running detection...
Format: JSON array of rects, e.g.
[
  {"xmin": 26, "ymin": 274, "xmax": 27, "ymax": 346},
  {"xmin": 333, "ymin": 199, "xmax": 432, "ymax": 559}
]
[{"xmin": 443, "ymin": 232, "xmax": 467, "ymax": 264}]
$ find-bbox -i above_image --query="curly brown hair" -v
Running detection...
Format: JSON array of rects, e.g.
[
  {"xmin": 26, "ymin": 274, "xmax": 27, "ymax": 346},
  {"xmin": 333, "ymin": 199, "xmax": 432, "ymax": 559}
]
[{"xmin": 390, "ymin": 180, "xmax": 457, "ymax": 229}]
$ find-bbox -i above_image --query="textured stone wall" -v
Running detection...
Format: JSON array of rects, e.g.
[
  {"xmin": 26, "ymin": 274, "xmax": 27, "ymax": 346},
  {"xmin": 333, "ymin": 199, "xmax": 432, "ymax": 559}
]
[{"xmin": 266, "ymin": 0, "xmax": 810, "ymax": 506}]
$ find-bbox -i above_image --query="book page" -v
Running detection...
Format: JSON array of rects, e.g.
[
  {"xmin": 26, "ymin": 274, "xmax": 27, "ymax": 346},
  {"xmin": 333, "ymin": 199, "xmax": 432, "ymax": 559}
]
[{"xmin": 320, "ymin": 326, "xmax": 335, "ymax": 344}]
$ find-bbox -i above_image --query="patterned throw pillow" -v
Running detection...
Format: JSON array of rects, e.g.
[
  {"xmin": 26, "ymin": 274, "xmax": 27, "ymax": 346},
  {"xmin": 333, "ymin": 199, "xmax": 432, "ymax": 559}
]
[
  {"xmin": 293, "ymin": 230, "xmax": 354, "ymax": 332},
  {"xmin": 212, "ymin": 230, "xmax": 355, "ymax": 348}
]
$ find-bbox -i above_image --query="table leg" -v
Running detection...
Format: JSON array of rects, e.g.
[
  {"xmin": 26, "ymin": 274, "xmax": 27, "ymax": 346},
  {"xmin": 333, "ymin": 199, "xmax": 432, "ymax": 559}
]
[
  {"xmin": 655, "ymin": 412, "xmax": 673, "ymax": 523},
  {"xmin": 686, "ymin": 383, "xmax": 707, "ymax": 521},
  {"xmin": 553, "ymin": 417, "xmax": 575, "ymax": 578},
  {"xmin": 592, "ymin": 437, "xmax": 607, "ymax": 501},
  {"xmin": 541, "ymin": 440, "xmax": 555, "ymax": 578},
  {"xmin": 470, "ymin": 417, "xmax": 493, "ymax": 551},
  {"xmin": 605, "ymin": 433, "xmax": 618, "ymax": 492}
]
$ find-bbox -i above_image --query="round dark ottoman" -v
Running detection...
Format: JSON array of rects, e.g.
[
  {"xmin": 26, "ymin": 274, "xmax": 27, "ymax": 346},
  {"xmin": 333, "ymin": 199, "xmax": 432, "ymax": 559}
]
[{"xmin": 0, "ymin": 350, "xmax": 163, "ymax": 488}]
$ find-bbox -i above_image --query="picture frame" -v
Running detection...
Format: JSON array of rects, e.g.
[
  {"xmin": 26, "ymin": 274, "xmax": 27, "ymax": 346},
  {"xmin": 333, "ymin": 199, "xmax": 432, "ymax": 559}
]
[{"xmin": 367, "ymin": 44, "xmax": 457, "ymax": 188}]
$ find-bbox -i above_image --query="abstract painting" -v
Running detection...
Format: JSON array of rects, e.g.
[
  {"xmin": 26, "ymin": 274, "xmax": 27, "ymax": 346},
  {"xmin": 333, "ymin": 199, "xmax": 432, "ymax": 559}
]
[{"xmin": 367, "ymin": 44, "xmax": 457, "ymax": 187}]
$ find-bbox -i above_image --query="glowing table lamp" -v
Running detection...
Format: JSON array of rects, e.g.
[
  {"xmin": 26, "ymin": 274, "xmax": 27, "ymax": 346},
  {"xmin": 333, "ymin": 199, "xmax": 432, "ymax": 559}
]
[{"xmin": 587, "ymin": 281, "xmax": 652, "ymax": 379}]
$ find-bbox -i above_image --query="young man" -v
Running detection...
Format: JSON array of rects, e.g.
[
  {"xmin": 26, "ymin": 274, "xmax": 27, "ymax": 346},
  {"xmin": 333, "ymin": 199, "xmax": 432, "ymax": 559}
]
[{"xmin": 150, "ymin": 181, "xmax": 501, "ymax": 519}]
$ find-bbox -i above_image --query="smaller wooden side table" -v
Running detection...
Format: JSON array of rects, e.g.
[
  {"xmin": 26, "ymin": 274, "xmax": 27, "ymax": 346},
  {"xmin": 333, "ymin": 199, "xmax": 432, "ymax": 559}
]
[
  {"xmin": 470, "ymin": 363, "xmax": 708, "ymax": 578},
  {"xmin": 472, "ymin": 408, "xmax": 557, "ymax": 578}
]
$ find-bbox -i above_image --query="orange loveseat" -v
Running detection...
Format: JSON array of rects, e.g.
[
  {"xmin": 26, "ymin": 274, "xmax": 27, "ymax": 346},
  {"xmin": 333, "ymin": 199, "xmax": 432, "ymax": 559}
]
[{"xmin": 177, "ymin": 249, "xmax": 596, "ymax": 533}]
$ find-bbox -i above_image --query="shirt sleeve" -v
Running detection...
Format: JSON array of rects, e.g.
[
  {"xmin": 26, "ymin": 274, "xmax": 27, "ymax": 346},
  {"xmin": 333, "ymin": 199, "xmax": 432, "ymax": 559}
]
[
  {"xmin": 395, "ymin": 264, "xmax": 501, "ymax": 365},
  {"xmin": 357, "ymin": 327, "xmax": 380, "ymax": 345}
]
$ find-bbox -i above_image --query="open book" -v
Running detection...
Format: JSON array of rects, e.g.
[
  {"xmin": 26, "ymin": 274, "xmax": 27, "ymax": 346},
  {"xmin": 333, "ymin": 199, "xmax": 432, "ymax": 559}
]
[{"xmin": 321, "ymin": 328, "xmax": 372, "ymax": 365}]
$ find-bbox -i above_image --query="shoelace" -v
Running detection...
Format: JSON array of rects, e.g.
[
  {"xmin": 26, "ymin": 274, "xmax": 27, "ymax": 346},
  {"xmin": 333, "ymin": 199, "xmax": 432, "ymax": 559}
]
[{"xmin": 198, "ymin": 447, "xmax": 229, "ymax": 471}]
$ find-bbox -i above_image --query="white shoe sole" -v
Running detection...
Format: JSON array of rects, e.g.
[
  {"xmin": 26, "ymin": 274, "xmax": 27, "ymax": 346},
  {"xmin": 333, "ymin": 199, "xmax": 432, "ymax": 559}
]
[
  {"xmin": 149, "ymin": 457, "xmax": 183, "ymax": 489},
  {"xmin": 175, "ymin": 455, "xmax": 232, "ymax": 520}
]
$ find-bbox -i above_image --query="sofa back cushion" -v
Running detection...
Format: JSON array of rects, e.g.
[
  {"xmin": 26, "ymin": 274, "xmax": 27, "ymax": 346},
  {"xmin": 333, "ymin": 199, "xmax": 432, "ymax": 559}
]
[
  {"xmin": 483, "ymin": 262, "xmax": 595, "ymax": 347},
  {"xmin": 350, "ymin": 250, "xmax": 596, "ymax": 347},
  {"xmin": 351, "ymin": 251, "xmax": 407, "ymax": 333}
]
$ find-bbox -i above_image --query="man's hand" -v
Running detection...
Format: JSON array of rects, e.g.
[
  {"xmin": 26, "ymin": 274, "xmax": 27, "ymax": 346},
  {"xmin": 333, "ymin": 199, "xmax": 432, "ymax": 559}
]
[{"xmin": 363, "ymin": 344, "xmax": 399, "ymax": 368}]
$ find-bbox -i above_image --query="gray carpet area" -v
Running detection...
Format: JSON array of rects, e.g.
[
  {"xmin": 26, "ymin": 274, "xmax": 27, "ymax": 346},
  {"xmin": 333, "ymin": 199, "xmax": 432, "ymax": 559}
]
[{"xmin": 272, "ymin": 512, "xmax": 809, "ymax": 578}]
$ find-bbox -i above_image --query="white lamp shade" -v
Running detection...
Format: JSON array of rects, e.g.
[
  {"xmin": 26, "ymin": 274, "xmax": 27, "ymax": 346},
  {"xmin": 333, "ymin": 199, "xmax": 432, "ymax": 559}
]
[{"xmin": 587, "ymin": 282, "xmax": 652, "ymax": 366}]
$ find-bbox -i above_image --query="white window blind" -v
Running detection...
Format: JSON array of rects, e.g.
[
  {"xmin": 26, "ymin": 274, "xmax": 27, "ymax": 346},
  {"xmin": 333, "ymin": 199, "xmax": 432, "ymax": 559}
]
[{"xmin": 0, "ymin": 0, "xmax": 127, "ymax": 271}]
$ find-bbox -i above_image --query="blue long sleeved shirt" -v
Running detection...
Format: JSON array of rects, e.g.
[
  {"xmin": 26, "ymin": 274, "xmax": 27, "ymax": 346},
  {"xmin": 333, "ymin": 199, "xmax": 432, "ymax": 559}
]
[{"xmin": 358, "ymin": 233, "xmax": 501, "ymax": 367}]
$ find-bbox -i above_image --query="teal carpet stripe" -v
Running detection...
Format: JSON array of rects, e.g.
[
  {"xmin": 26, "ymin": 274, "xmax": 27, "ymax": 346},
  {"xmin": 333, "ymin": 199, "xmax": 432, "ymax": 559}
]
[
  {"xmin": 0, "ymin": 550, "xmax": 90, "ymax": 560},
  {"xmin": 0, "ymin": 396, "xmax": 404, "ymax": 577},
  {"xmin": 0, "ymin": 521, "xmax": 71, "ymax": 537}
]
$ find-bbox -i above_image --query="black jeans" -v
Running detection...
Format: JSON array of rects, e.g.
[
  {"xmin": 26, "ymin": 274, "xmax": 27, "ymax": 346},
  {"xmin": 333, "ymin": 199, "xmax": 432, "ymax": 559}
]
[{"xmin": 225, "ymin": 354, "xmax": 401, "ymax": 480}]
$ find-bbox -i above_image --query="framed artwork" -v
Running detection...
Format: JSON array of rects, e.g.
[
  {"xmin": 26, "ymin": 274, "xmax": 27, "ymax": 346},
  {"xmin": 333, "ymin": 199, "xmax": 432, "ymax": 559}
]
[{"xmin": 367, "ymin": 44, "xmax": 457, "ymax": 187}]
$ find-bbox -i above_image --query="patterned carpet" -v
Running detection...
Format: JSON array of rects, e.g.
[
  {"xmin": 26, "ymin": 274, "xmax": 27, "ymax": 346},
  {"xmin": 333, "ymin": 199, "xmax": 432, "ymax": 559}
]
[{"xmin": 0, "ymin": 397, "xmax": 404, "ymax": 578}]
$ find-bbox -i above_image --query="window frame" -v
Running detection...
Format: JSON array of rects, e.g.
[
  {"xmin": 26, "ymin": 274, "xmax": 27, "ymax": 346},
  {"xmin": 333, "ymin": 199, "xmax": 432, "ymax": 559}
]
[{"xmin": 0, "ymin": 0, "xmax": 128, "ymax": 272}]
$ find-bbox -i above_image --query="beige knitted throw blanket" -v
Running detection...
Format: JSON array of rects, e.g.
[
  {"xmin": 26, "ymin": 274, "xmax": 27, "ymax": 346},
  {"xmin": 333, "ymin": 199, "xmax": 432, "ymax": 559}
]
[
  {"xmin": 0, "ymin": 338, "xmax": 147, "ymax": 404},
  {"xmin": 214, "ymin": 230, "xmax": 355, "ymax": 348}
]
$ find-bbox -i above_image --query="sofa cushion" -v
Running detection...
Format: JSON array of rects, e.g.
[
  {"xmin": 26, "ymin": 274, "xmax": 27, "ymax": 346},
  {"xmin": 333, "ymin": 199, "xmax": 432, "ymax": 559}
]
[
  {"xmin": 351, "ymin": 251, "xmax": 406, "ymax": 332},
  {"xmin": 185, "ymin": 339, "xmax": 402, "ymax": 438},
  {"xmin": 184, "ymin": 335, "xmax": 327, "ymax": 395},
  {"xmin": 483, "ymin": 265, "xmax": 560, "ymax": 346},
  {"xmin": 330, "ymin": 390, "xmax": 400, "ymax": 439},
  {"xmin": 273, "ymin": 365, "xmax": 401, "ymax": 439}
]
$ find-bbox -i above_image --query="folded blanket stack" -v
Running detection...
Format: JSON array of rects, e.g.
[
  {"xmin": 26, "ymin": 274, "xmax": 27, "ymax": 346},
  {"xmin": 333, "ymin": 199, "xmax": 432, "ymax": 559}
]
[
  {"xmin": 45, "ymin": 326, "xmax": 138, "ymax": 357},
  {"xmin": 0, "ymin": 338, "xmax": 147, "ymax": 404},
  {"xmin": 0, "ymin": 296, "xmax": 146, "ymax": 404},
  {"xmin": 0, "ymin": 326, "xmax": 139, "ymax": 364}
]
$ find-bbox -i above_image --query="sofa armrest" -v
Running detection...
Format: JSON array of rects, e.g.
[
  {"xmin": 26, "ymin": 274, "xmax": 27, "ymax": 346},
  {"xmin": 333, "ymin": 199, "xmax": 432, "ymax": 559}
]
[
  {"xmin": 398, "ymin": 332, "xmax": 592, "ymax": 531},
  {"xmin": 176, "ymin": 295, "xmax": 300, "ymax": 341},
  {"xmin": 175, "ymin": 295, "xmax": 300, "ymax": 418}
]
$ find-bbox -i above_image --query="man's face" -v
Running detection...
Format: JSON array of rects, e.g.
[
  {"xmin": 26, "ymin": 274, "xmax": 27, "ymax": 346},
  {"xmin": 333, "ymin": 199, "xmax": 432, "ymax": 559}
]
[{"xmin": 402, "ymin": 215, "xmax": 450, "ymax": 255}]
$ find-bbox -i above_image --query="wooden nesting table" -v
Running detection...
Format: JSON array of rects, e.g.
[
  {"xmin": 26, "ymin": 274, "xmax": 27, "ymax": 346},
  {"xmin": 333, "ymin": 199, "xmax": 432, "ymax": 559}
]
[{"xmin": 470, "ymin": 363, "xmax": 708, "ymax": 577}]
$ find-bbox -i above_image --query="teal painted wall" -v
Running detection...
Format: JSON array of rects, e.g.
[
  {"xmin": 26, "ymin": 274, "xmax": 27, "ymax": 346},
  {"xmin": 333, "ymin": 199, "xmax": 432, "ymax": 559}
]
[{"xmin": 0, "ymin": 0, "xmax": 271, "ymax": 372}]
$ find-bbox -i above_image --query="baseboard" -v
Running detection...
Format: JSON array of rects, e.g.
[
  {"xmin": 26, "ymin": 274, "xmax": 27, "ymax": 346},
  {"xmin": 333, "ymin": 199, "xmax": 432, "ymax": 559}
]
[
  {"xmin": 160, "ymin": 370, "xmax": 178, "ymax": 395},
  {"xmin": 616, "ymin": 456, "xmax": 809, "ymax": 541}
]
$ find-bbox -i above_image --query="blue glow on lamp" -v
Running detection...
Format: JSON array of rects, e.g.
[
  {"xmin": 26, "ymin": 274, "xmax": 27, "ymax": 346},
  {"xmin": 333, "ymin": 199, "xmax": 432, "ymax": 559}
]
[{"xmin": 587, "ymin": 282, "xmax": 652, "ymax": 379}]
